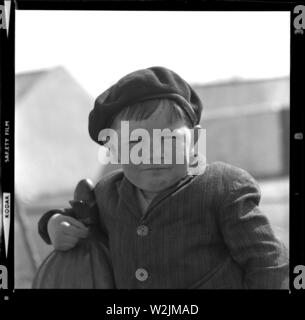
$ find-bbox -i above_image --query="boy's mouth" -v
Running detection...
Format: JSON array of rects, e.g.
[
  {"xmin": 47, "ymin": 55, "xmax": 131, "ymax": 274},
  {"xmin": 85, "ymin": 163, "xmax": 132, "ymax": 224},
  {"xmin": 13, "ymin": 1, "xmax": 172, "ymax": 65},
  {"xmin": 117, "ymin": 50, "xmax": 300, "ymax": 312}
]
[{"xmin": 142, "ymin": 165, "xmax": 170, "ymax": 171}]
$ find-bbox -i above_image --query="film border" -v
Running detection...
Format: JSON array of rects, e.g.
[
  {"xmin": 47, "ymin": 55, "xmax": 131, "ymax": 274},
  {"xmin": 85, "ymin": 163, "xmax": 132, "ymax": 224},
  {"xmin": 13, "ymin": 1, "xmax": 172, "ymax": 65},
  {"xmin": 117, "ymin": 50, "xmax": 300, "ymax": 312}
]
[{"xmin": 0, "ymin": 0, "xmax": 304, "ymax": 304}]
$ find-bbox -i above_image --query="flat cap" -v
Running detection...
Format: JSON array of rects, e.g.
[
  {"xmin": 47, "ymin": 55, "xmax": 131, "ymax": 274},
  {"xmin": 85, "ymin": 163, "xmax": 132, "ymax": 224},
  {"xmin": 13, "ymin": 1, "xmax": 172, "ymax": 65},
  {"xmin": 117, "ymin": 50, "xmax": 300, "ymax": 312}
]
[{"xmin": 88, "ymin": 66, "xmax": 203, "ymax": 145}]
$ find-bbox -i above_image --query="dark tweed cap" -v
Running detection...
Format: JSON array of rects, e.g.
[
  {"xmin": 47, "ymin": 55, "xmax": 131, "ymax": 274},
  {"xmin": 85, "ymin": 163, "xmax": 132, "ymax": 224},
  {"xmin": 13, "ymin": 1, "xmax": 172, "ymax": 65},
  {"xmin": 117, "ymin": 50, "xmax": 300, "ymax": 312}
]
[{"xmin": 88, "ymin": 66, "xmax": 203, "ymax": 145}]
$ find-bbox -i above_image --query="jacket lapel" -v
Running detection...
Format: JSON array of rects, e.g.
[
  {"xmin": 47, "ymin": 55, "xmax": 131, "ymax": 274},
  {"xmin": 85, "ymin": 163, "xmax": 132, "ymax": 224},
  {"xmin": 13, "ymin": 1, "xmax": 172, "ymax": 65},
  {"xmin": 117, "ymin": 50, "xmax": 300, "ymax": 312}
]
[
  {"xmin": 144, "ymin": 156, "xmax": 207, "ymax": 215},
  {"xmin": 117, "ymin": 177, "xmax": 143, "ymax": 221}
]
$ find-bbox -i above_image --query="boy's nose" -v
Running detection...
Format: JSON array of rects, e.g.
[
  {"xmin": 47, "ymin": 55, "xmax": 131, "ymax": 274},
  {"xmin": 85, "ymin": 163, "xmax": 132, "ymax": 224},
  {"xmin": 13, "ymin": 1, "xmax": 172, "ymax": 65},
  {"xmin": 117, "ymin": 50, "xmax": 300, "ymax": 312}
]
[{"xmin": 151, "ymin": 143, "xmax": 175, "ymax": 165}]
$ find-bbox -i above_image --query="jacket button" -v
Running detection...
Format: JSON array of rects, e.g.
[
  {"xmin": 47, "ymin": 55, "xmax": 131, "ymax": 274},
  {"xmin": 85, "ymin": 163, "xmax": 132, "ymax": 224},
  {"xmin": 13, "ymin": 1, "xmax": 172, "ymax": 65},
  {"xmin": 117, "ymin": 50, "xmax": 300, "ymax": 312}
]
[
  {"xmin": 136, "ymin": 225, "xmax": 149, "ymax": 236},
  {"xmin": 135, "ymin": 268, "xmax": 148, "ymax": 281}
]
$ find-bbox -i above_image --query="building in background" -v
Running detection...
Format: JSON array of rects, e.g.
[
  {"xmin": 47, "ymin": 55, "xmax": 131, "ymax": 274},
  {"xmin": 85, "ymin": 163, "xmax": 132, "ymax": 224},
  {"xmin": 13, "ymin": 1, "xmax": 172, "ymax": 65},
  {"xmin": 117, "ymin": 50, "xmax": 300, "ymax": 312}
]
[
  {"xmin": 14, "ymin": 67, "xmax": 289, "ymax": 288},
  {"xmin": 194, "ymin": 77, "xmax": 289, "ymax": 178},
  {"xmin": 15, "ymin": 66, "xmax": 119, "ymax": 288}
]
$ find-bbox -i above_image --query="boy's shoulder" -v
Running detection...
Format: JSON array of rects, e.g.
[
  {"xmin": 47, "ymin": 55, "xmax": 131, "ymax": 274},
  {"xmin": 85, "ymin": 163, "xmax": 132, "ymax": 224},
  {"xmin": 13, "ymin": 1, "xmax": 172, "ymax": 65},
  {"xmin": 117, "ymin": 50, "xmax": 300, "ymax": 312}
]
[
  {"xmin": 203, "ymin": 161, "xmax": 260, "ymax": 195},
  {"xmin": 205, "ymin": 161, "xmax": 257, "ymax": 182}
]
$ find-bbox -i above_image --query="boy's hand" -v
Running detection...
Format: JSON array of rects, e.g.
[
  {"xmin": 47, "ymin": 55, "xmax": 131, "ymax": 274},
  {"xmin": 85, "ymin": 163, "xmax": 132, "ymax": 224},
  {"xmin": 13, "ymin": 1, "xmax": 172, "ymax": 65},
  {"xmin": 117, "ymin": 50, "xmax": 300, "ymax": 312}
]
[{"xmin": 47, "ymin": 213, "xmax": 89, "ymax": 251}]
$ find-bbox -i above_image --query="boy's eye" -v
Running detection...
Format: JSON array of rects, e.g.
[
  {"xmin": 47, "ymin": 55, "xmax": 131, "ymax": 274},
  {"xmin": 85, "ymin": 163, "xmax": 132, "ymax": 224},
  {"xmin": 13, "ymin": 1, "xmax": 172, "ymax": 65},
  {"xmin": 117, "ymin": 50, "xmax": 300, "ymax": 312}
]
[
  {"xmin": 128, "ymin": 136, "xmax": 177, "ymax": 144},
  {"xmin": 129, "ymin": 137, "xmax": 143, "ymax": 143},
  {"xmin": 162, "ymin": 136, "xmax": 176, "ymax": 141}
]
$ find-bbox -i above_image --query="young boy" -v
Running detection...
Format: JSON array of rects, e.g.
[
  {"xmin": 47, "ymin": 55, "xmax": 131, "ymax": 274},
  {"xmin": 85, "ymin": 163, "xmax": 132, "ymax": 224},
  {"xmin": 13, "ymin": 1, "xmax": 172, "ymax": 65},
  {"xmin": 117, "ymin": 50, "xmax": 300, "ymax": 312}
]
[{"xmin": 38, "ymin": 66, "xmax": 289, "ymax": 289}]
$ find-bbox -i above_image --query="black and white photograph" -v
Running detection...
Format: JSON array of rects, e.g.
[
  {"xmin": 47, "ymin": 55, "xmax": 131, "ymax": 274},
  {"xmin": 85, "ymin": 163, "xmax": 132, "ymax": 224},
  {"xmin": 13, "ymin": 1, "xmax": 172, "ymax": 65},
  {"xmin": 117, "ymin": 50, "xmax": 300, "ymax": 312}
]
[{"xmin": 12, "ymin": 9, "xmax": 291, "ymax": 290}]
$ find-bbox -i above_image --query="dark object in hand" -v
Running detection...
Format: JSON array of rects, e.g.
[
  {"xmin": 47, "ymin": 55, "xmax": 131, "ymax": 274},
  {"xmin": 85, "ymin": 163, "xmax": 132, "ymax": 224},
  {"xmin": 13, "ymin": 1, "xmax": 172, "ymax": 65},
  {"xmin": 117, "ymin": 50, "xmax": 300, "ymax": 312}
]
[
  {"xmin": 32, "ymin": 179, "xmax": 115, "ymax": 289},
  {"xmin": 69, "ymin": 179, "xmax": 98, "ymax": 226}
]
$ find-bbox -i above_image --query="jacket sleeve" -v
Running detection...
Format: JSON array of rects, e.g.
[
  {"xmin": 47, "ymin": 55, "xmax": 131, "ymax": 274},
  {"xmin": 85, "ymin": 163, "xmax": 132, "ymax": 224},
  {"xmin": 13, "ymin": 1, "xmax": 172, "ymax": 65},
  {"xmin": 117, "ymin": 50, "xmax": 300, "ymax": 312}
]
[
  {"xmin": 38, "ymin": 208, "xmax": 75, "ymax": 245},
  {"xmin": 93, "ymin": 181, "xmax": 110, "ymax": 245},
  {"xmin": 217, "ymin": 164, "xmax": 289, "ymax": 289}
]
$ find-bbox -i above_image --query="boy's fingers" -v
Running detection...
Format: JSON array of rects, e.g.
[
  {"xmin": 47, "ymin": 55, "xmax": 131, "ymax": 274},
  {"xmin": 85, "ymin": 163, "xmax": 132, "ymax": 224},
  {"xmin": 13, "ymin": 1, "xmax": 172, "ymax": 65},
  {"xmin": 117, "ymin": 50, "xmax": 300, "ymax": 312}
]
[
  {"xmin": 56, "ymin": 243, "xmax": 75, "ymax": 251},
  {"xmin": 62, "ymin": 224, "xmax": 89, "ymax": 238},
  {"xmin": 62, "ymin": 234, "xmax": 79, "ymax": 243},
  {"xmin": 55, "ymin": 235, "xmax": 79, "ymax": 250},
  {"xmin": 63, "ymin": 216, "xmax": 88, "ymax": 231}
]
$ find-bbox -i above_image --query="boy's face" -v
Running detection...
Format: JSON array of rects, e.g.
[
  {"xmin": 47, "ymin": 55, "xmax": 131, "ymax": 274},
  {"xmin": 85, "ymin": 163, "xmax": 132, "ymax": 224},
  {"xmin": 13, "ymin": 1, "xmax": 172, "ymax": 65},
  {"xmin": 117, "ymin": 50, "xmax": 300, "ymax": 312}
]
[{"xmin": 111, "ymin": 106, "xmax": 193, "ymax": 193}]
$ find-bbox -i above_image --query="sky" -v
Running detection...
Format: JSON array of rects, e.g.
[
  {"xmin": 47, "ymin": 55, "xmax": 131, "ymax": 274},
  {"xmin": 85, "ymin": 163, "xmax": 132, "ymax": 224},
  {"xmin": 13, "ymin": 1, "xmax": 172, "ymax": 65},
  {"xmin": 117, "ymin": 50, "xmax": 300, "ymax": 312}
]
[{"xmin": 15, "ymin": 11, "xmax": 290, "ymax": 97}]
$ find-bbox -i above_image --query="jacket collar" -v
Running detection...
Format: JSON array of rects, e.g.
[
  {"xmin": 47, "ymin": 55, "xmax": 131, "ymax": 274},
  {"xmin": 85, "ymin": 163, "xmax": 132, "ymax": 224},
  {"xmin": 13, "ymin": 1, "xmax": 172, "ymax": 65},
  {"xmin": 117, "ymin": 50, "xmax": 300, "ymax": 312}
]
[{"xmin": 117, "ymin": 156, "xmax": 207, "ymax": 221}]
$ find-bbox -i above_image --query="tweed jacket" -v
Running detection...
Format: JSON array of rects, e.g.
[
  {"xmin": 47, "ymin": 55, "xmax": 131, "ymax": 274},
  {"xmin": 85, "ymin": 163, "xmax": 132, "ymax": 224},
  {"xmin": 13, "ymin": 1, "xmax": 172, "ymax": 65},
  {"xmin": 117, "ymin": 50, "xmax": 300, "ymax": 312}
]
[{"xmin": 38, "ymin": 161, "xmax": 289, "ymax": 289}]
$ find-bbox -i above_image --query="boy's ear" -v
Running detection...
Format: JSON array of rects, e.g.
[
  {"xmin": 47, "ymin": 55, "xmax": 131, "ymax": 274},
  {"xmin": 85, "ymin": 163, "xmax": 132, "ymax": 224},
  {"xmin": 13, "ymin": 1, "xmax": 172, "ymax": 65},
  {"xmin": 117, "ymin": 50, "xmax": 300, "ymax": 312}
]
[{"xmin": 193, "ymin": 125, "xmax": 202, "ymax": 145}]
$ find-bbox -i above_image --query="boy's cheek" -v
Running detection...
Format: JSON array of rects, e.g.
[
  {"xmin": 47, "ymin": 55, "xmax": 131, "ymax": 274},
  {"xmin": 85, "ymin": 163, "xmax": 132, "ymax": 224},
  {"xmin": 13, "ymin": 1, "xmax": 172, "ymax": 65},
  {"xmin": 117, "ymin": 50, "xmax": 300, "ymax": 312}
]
[
  {"xmin": 170, "ymin": 140, "xmax": 190, "ymax": 165},
  {"xmin": 109, "ymin": 141, "xmax": 122, "ymax": 162},
  {"xmin": 122, "ymin": 164, "xmax": 142, "ymax": 182}
]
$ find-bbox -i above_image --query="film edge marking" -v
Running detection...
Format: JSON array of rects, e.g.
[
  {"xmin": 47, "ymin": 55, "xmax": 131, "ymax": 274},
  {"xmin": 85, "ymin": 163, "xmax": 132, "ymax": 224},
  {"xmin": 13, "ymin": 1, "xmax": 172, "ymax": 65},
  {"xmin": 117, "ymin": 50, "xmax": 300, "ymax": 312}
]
[{"xmin": 2, "ymin": 193, "xmax": 11, "ymax": 258}]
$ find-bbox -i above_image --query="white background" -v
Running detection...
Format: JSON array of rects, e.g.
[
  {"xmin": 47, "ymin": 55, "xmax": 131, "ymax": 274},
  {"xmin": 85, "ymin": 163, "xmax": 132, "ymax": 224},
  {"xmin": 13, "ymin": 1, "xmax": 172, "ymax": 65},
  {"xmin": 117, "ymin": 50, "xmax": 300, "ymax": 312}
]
[{"xmin": 16, "ymin": 11, "xmax": 290, "ymax": 96}]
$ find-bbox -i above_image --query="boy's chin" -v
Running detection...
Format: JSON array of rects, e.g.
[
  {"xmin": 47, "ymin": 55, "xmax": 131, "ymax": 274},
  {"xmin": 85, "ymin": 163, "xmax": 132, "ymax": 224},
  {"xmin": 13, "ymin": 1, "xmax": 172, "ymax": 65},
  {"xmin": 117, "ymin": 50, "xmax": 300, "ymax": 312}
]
[{"xmin": 137, "ymin": 175, "xmax": 182, "ymax": 193}]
